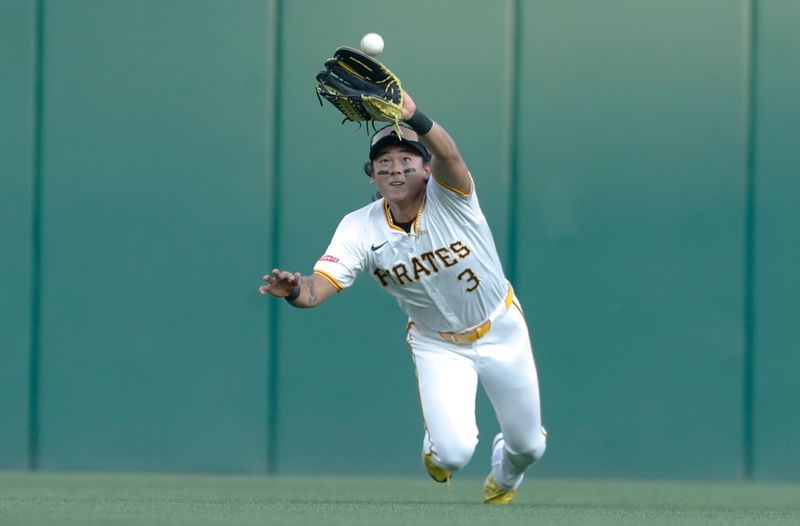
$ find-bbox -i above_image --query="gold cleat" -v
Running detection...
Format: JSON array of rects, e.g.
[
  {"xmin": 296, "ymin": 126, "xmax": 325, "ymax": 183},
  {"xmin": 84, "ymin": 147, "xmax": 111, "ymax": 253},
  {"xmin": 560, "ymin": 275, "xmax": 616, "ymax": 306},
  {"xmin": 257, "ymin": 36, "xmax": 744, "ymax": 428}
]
[
  {"xmin": 482, "ymin": 473, "xmax": 517, "ymax": 505},
  {"xmin": 422, "ymin": 451, "xmax": 452, "ymax": 483}
]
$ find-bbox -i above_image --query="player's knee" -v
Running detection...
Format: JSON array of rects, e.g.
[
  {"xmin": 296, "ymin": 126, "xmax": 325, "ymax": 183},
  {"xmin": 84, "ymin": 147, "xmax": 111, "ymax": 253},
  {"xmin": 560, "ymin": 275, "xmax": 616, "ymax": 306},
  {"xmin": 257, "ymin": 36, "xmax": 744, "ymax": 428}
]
[
  {"xmin": 436, "ymin": 438, "xmax": 477, "ymax": 471},
  {"xmin": 507, "ymin": 431, "xmax": 547, "ymax": 468}
]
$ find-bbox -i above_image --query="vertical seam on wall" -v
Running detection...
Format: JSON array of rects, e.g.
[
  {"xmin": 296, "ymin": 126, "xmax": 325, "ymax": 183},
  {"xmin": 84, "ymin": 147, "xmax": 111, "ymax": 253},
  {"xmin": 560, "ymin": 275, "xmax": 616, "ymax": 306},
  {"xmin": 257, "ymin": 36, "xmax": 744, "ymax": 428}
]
[
  {"xmin": 742, "ymin": 0, "xmax": 758, "ymax": 482},
  {"xmin": 507, "ymin": 0, "xmax": 522, "ymax": 285},
  {"xmin": 266, "ymin": 0, "xmax": 284, "ymax": 475},
  {"xmin": 28, "ymin": 0, "xmax": 46, "ymax": 471}
]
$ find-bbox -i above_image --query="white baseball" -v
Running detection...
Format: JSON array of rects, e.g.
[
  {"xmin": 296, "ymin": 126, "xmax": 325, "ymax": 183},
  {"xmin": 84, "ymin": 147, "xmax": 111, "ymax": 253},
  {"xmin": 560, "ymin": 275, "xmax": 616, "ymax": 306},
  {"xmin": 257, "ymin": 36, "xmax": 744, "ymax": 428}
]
[{"xmin": 360, "ymin": 33, "xmax": 384, "ymax": 56}]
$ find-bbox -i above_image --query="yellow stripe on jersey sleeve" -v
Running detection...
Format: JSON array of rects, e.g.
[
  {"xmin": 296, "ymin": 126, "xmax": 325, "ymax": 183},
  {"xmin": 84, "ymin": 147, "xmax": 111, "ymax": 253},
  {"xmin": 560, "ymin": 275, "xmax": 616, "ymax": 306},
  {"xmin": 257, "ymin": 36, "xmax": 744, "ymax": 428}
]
[
  {"xmin": 313, "ymin": 269, "xmax": 344, "ymax": 292},
  {"xmin": 434, "ymin": 176, "xmax": 473, "ymax": 197}
]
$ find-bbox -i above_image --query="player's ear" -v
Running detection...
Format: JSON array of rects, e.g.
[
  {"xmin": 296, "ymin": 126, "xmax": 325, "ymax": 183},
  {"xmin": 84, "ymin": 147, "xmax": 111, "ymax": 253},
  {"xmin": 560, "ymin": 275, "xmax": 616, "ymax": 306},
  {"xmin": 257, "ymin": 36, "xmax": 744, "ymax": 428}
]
[{"xmin": 363, "ymin": 161, "xmax": 374, "ymax": 179}]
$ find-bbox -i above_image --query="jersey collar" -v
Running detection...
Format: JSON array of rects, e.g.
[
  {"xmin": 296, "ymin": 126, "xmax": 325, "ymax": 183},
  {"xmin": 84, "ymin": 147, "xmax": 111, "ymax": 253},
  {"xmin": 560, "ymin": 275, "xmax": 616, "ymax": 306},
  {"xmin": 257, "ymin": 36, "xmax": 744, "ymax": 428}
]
[{"xmin": 383, "ymin": 195, "xmax": 426, "ymax": 235}]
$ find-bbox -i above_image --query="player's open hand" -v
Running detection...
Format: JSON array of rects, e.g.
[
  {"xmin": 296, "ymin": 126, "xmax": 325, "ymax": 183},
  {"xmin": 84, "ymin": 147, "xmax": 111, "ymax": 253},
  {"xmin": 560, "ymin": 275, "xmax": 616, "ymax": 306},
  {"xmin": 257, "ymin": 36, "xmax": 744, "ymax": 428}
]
[{"xmin": 259, "ymin": 269, "xmax": 301, "ymax": 297}]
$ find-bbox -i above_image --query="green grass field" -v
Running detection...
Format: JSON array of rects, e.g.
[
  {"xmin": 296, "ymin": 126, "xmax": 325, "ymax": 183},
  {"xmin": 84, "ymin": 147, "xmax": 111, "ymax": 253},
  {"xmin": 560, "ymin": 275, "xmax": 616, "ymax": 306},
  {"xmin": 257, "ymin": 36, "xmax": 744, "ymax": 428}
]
[{"xmin": 1, "ymin": 472, "xmax": 799, "ymax": 525}]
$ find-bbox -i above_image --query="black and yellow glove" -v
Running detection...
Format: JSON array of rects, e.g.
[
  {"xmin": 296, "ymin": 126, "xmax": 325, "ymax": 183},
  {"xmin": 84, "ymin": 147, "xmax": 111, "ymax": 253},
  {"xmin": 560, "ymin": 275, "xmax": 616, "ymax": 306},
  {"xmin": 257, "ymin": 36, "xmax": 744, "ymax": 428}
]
[{"xmin": 315, "ymin": 47, "xmax": 403, "ymax": 127}]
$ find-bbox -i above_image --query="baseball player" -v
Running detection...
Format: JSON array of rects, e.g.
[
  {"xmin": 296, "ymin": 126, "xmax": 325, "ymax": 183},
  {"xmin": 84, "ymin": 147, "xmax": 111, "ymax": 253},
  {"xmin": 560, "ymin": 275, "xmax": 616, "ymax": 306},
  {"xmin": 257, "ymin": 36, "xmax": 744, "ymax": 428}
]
[{"xmin": 260, "ymin": 89, "xmax": 547, "ymax": 504}]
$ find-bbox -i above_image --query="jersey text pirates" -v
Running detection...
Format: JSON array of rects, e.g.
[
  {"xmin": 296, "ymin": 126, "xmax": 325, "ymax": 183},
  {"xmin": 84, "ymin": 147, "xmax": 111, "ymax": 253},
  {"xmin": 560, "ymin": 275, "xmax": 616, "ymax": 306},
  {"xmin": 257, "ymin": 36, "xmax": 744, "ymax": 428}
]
[{"xmin": 313, "ymin": 175, "xmax": 509, "ymax": 333}]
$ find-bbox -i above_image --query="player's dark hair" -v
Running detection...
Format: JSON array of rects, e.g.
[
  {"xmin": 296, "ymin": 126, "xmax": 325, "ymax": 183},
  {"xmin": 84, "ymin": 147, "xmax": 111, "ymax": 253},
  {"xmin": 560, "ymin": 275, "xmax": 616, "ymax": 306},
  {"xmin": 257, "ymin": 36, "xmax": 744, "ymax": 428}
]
[{"xmin": 363, "ymin": 161, "xmax": 382, "ymax": 201}]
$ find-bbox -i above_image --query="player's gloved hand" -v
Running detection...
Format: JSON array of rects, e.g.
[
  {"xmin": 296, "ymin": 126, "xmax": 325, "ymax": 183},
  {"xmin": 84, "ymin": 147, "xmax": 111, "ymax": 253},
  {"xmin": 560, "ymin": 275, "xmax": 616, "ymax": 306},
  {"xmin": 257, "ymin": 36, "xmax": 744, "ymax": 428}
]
[
  {"xmin": 315, "ymin": 47, "xmax": 404, "ymax": 128},
  {"xmin": 401, "ymin": 90, "xmax": 418, "ymax": 121}
]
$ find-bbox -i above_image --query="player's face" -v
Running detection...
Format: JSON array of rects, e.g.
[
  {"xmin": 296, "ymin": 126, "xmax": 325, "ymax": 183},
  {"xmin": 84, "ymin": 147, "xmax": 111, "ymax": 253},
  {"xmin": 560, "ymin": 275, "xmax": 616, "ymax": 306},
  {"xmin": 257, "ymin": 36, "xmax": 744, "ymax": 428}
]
[{"xmin": 371, "ymin": 146, "xmax": 430, "ymax": 203}]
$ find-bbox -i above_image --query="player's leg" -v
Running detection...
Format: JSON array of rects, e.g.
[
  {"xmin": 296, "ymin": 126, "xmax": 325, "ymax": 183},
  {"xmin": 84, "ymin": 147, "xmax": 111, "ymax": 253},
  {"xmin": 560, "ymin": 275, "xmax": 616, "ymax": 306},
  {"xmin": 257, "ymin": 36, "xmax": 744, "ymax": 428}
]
[
  {"xmin": 477, "ymin": 303, "xmax": 547, "ymax": 492},
  {"xmin": 407, "ymin": 324, "xmax": 480, "ymax": 477}
]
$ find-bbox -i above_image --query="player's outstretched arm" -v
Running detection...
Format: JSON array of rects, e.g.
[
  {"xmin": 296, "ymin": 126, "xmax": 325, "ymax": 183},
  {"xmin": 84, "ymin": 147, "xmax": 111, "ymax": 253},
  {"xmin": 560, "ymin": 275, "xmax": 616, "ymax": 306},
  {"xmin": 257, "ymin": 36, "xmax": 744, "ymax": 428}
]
[
  {"xmin": 402, "ymin": 91, "xmax": 471, "ymax": 195},
  {"xmin": 259, "ymin": 269, "xmax": 338, "ymax": 308}
]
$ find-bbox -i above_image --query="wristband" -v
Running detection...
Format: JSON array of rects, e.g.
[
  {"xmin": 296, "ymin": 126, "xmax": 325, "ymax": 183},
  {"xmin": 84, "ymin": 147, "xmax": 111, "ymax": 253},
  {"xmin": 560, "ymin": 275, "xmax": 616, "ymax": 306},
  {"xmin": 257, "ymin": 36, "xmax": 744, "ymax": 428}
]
[
  {"xmin": 284, "ymin": 286, "xmax": 301, "ymax": 302},
  {"xmin": 404, "ymin": 110, "xmax": 433, "ymax": 135}
]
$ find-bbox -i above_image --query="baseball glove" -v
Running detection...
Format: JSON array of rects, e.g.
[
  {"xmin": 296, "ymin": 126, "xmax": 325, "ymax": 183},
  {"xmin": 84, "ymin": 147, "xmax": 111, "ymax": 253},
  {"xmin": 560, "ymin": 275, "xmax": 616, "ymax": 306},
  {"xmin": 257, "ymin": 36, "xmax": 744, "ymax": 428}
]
[{"xmin": 315, "ymin": 47, "xmax": 404, "ymax": 129}]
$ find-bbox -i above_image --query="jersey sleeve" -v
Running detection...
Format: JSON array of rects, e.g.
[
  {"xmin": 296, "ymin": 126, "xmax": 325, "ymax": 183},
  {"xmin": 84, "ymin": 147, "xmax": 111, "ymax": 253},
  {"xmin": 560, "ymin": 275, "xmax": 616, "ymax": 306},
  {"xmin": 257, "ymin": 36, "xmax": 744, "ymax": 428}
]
[
  {"xmin": 312, "ymin": 212, "xmax": 367, "ymax": 291},
  {"xmin": 428, "ymin": 171, "xmax": 485, "ymax": 224}
]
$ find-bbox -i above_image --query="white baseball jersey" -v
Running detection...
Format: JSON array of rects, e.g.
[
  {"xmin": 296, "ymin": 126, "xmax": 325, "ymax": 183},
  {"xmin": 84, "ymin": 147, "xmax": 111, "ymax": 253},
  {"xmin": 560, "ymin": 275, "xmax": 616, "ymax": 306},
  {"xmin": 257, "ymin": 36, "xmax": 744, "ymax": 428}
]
[{"xmin": 313, "ymin": 175, "xmax": 509, "ymax": 333}]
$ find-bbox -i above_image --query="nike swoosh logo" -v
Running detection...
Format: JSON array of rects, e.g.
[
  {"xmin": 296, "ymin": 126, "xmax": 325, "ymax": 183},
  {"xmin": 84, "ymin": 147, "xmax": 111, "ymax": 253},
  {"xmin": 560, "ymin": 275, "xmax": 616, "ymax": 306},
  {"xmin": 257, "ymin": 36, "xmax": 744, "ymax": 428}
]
[{"xmin": 371, "ymin": 241, "xmax": 388, "ymax": 251}]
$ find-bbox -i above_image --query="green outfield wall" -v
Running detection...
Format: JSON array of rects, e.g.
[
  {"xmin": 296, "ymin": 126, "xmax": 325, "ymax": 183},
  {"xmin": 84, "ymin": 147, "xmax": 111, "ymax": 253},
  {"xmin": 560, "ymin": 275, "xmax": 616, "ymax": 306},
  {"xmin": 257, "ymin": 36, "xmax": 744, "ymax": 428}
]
[
  {"xmin": 1, "ymin": 0, "xmax": 798, "ymax": 482},
  {"xmin": 0, "ymin": 0, "xmax": 35, "ymax": 470}
]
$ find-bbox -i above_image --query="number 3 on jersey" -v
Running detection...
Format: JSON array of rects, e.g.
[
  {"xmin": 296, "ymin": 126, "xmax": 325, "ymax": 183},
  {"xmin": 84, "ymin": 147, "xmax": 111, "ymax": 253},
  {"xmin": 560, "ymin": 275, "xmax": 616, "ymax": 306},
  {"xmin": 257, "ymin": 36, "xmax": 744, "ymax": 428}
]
[{"xmin": 457, "ymin": 268, "xmax": 480, "ymax": 292}]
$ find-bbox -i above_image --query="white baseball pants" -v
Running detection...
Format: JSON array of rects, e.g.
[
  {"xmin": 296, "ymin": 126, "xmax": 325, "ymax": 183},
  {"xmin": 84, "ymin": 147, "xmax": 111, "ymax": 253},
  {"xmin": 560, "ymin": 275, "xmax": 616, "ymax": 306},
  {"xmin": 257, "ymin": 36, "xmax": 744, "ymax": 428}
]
[{"xmin": 407, "ymin": 296, "xmax": 547, "ymax": 490}]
